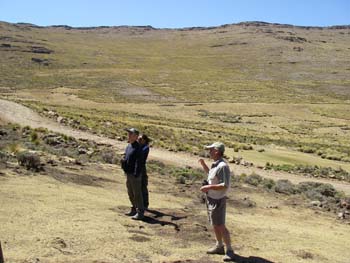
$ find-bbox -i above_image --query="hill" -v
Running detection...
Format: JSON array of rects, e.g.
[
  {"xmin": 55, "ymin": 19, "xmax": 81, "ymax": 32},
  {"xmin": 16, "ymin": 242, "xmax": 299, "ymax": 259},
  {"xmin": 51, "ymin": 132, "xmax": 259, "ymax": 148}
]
[
  {"xmin": 0, "ymin": 21, "xmax": 350, "ymax": 103},
  {"xmin": 1, "ymin": 21, "xmax": 350, "ymax": 263},
  {"xmin": 1, "ymin": 21, "xmax": 350, "ymax": 174}
]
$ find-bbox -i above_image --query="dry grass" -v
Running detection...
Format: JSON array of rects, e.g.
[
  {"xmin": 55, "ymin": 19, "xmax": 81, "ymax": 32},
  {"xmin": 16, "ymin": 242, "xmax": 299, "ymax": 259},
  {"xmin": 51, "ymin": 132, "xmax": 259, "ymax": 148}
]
[{"xmin": 1, "ymin": 160, "xmax": 349, "ymax": 263}]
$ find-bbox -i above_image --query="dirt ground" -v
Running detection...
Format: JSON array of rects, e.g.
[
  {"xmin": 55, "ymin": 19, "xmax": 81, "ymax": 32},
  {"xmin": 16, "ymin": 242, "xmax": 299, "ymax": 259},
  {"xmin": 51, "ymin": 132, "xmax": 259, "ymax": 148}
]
[{"xmin": 1, "ymin": 157, "xmax": 350, "ymax": 263}]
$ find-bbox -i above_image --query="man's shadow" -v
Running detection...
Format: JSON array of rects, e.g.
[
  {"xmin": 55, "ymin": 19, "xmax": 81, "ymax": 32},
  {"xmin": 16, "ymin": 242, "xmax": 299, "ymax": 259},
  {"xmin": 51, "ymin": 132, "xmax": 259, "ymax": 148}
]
[
  {"xmin": 229, "ymin": 254, "xmax": 275, "ymax": 263},
  {"xmin": 142, "ymin": 209, "xmax": 187, "ymax": 232}
]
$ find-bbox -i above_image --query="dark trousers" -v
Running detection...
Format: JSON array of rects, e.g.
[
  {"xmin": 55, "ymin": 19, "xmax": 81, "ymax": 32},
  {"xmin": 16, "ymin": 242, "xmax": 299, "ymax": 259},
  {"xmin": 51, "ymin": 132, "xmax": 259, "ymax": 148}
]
[
  {"xmin": 141, "ymin": 170, "xmax": 149, "ymax": 208},
  {"xmin": 126, "ymin": 174, "xmax": 144, "ymax": 212}
]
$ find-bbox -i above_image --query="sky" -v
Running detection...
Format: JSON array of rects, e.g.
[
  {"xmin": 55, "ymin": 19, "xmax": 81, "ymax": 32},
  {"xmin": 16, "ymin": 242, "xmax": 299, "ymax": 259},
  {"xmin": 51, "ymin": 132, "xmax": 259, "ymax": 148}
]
[{"xmin": 0, "ymin": 0, "xmax": 349, "ymax": 28}]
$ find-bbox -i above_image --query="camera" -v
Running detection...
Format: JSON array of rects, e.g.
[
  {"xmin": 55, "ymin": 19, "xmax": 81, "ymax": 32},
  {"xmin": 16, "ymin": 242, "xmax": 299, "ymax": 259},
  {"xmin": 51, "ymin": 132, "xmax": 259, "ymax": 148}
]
[{"xmin": 202, "ymin": 179, "xmax": 209, "ymax": 186}]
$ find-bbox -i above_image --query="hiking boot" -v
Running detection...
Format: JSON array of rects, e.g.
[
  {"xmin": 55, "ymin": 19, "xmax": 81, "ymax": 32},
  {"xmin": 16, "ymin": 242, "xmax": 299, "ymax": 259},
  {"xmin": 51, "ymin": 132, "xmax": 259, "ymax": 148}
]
[
  {"xmin": 223, "ymin": 249, "xmax": 235, "ymax": 262},
  {"xmin": 206, "ymin": 245, "xmax": 225, "ymax": 255},
  {"xmin": 131, "ymin": 212, "xmax": 144, "ymax": 220},
  {"xmin": 125, "ymin": 207, "xmax": 136, "ymax": 216}
]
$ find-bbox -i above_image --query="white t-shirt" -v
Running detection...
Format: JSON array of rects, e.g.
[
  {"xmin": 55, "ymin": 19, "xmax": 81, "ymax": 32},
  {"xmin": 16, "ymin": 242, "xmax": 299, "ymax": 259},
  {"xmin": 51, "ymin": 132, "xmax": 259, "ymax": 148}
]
[{"xmin": 207, "ymin": 159, "xmax": 231, "ymax": 199}]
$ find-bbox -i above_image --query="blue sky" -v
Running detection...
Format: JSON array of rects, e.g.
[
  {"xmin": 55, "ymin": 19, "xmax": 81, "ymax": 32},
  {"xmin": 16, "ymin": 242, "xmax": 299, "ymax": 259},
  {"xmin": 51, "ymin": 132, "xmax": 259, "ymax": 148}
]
[{"xmin": 0, "ymin": 0, "xmax": 349, "ymax": 28}]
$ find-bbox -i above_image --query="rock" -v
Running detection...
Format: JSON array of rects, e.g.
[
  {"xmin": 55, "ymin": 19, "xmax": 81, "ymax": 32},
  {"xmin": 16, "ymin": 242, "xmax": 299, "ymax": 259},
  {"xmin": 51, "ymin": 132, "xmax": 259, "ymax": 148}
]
[
  {"xmin": 265, "ymin": 205, "xmax": 279, "ymax": 209},
  {"xmin": 47, "ymin": 110, "xmax": 58, "ymax": 117},
  {"xmin": 78, "ymin": 147, "xmax": 88, "ymax": 154},
  {"xmin": 293, "ymin": 46, "xmax": 304, "ymax": 51},
  {"xmin": 310, "ymin": 201, "xmax": 321, "ymax": 207},
  {"xmin": 57, "ymin": 116, "xmax": 66, "ymax": 124},
  {"xmin": 44, "ymin": 135, "xmax": 63, "ymax": 146},
  {"xmin": 30, "ymin": 46, "xmax": 54, "ymax": 54},
  {"xmin": 242, "ymin": 197, "xmax": 256, "ymax": 207},
  {"xmin": 340, "ymin": 199, "xmax": 350, "ymax": 209},
  {"xmin": 31, "ymin": 57, "xmax": 50, "ymax": 66},
  {"xmin": 338, "ymin": 212, "xmax": 345, "ymax": 219}
]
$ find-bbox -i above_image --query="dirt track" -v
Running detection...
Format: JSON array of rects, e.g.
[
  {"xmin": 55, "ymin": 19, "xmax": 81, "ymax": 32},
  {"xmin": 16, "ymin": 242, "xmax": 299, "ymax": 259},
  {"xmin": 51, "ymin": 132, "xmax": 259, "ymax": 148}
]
[{"xmin": 1, "ymin": 98, "xmax": 350, "ymax": 194}]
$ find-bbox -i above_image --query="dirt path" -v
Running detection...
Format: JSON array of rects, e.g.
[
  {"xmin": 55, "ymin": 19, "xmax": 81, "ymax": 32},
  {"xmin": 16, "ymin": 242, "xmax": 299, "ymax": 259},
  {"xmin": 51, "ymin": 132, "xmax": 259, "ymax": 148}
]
[{"xmin": 1, "ymin": 98, "xmax": 350, "ymax": 194}]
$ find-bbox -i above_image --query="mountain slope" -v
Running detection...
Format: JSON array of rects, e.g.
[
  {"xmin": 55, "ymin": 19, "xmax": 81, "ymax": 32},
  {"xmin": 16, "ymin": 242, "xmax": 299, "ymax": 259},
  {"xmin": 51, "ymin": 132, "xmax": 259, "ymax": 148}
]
[{"xmin": 1, "ymin": 21, "xmax": 349, "ymax": 103}]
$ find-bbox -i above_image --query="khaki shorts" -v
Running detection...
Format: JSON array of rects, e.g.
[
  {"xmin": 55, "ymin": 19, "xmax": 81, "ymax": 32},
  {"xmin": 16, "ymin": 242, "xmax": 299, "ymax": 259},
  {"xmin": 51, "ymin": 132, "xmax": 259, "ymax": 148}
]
[{"xmin": 207, "ymin": 196, "xmax": 227, "ymax": 226}]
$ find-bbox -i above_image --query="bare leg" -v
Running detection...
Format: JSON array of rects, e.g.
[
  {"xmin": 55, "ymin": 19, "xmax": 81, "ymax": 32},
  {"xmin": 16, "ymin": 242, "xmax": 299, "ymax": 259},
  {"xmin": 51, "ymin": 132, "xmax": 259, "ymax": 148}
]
[
  {"xmin": 215, "ymin": 225, "xmax": 232, "ymax": 251},
  {"xmin": 213, "ymin": 225, "xmax": 223, "ymax": 246}
]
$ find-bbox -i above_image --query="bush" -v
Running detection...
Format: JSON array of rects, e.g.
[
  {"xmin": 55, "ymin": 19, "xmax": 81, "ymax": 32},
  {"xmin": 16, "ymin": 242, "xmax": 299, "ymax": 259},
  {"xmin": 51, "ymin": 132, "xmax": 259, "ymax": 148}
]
[
  {"xmin": 101, "ymin": 150, "xmax": 117, "ymax": 164},
  {"xmin": 299, "ymin": 147, "xmax": 316, "ymax": 154},
  {"xmin": 244, "ymin": 173, "xmax": 263, "ymax": 186},
  {"xmin": 0, "ymin": 151, "xmax": 8, "ymax": 168},
  {"xmin": 297, "ymin": 182, "xmax": 323, "ymax": 193},
  {"xmin": 317, "ymin": 183, "xmax": 336, "ymax": 197},
  {"xmin": 176, "ymin": 175, "xmax": 186, "ymax": 184},
  {"xmin": 242, "ymin": 145, "xmax": 254, "ymax": 150},
  {"xmin": 30, "ymin": 131, "xmax": 38, "ymax": 142},
  {"xmin": 0, "ymin": 151, "xmax": 8, "ymax": 162},
  {"xmin": 296, "ymin": 182, "xmax": 337, "ymax": 200},
  {"xmin": 17, "ymin": 151, "xmax": 41, "ymax": 171},
  {"xmin": 7, "ymin": 143, "xmax": 21, "ymax": 154},
  {"xmin": 262, "ymin": 178, "xmax": 275, "ymax": 190},
  {"xmin": 275, "ymin": 179, "xmax": 295, "ymax": 195},
  {"xmin": 304, "ymin": 189, "xmax": 324, "ymax": 201}
]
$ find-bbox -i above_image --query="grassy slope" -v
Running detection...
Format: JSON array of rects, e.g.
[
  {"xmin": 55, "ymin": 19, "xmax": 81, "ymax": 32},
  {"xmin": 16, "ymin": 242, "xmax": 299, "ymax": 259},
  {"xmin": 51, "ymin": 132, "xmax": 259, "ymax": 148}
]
[
  {"xmin": 0, "ymin": 21, "xmax": 350, "ymax": 171},
  {"xmin": 1, "ymin": 161, "xmax": 349, "ymax": 263},
  {"xmin": 0, "ymin": 21, "xmax": 350, "ymax": 103}
]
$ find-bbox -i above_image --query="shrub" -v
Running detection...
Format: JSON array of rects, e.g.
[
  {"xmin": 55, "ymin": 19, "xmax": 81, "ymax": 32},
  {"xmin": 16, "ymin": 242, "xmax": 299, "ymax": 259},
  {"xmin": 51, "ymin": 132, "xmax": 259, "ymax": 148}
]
[
  {"xmin": 299, "ymin": 147, "xmax": 316, "ymax": 154},
  {"xmin": 242, "ymin": 145, "xmax": 254, "ymax": 150},
  {"xmin": 275, "ymin": 179, "xmax": 295, "ymax": 195},
  {"xmin": 16, "ymin": 151, "xmax": 41, "ymax": 171},
  {"xmin": 304, "ymin": 189, "xmax": 324, "ymax": 201},
  {"xmin": 7, "ymin": 143, "xmax": 21, "ymax": 154},
  {"xmin": 262, "ymin": 178, "xmax": 275, "ymax": 190},
  {"xmin": 101, "ymin": 150, "xmax": 117, "ymax": 164},
  {"xmin": 176, "ymin": 175, "xmax": 186, "ymax": 184},
  {"xmin": 0, "ymin": 151, "xmax": 8, "ymax": 168},
  {"xmin": 30, "ymin": 131, "xmax": 38, "ymax": 142},
  {"xmin": 244, "ymin": 173, "xmax": 263, "ymax": 186},
  {"xmin": 297, "ymin": 182, "xmax": 323, "ymax": 193},
  {"xmin": 237, "ymin": 173, "xmax": 247, "ymax": 182},
  {"xmin": 296, "ymin": 182, "xmax": 337, "ymax": 201},
  {"xmin": 317, "ymin": 183, "xmax": 336, "ymax": 197}
]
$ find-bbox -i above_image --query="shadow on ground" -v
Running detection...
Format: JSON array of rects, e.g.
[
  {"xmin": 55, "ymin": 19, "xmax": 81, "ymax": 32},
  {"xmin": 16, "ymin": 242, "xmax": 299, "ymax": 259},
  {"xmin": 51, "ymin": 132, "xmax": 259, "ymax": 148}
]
[
  {"xmin": 142, "ymin": 208, "xmax": 187, "ymax": 231},
  {"xmin": 230, "ymin": 254, "xmax": 275, "ymax": 263},
  {"xmin": 163, "ymin": 254, "xmax": 275, "ymax": 263}
]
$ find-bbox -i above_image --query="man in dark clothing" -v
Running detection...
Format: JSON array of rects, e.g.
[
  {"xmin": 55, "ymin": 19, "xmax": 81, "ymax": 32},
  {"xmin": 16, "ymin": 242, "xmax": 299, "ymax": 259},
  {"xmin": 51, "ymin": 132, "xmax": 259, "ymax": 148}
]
[
  {"xmin": 121, "ymin": 128, "xmax": 145, "ymax": 220},
  {"xmin": 138, "ymin": 134, "xmax": 151, "ymax": 209}
]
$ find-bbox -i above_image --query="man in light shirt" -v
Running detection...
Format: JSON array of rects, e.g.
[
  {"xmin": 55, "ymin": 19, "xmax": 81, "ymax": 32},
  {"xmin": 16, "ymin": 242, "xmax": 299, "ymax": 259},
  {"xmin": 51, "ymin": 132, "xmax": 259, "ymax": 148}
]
[{"xmin": 199, "ymin": 142, "xmax": 234, "ymax": 262}]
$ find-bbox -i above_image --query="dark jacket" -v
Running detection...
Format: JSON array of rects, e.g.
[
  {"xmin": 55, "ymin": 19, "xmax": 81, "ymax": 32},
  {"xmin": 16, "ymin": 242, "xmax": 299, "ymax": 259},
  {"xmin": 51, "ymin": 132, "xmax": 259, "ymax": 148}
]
[
  {"xmin": 141, "ymin": 144, "xmax": 149, "ymax": 165},
  {"xmin": 121, "ymin": 141, "xmax": 144, "ymax": 177}
]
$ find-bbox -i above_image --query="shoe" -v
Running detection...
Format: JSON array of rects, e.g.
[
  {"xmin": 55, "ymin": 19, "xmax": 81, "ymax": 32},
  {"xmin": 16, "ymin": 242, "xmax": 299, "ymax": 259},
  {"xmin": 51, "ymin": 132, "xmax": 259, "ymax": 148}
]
[
  {"xmin": 206, "ymin": 245, "xmax": 225, "ymax": 255},
  {"xmin": 125, "ymin": 207, "xmax": 136, "ymax": 216},
  {"xmin": 223, "ymin": 250, "xmax": 235, "ymax": 262},
  {"xmin": 131, "ymin": 212, "xmax": 144, "ymax": 220}
]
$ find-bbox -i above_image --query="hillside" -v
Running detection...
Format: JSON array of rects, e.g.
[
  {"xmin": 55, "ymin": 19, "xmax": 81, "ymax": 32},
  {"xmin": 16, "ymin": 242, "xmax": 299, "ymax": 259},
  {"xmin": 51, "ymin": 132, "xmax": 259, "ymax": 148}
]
[
  {"xmin": 1, "ymin": 20, "xmax": 350, "ymax": 263},
  {"xmin": 1, "ymin": 21, "xmax": 350, "ymax": 176},
  {"xmin": 0, "ymin": 121, "xmax": 349, "ymax": 263},
  {"xmin": 0, "ymin": 21, "xmax": 350, "ymax": 103}
]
